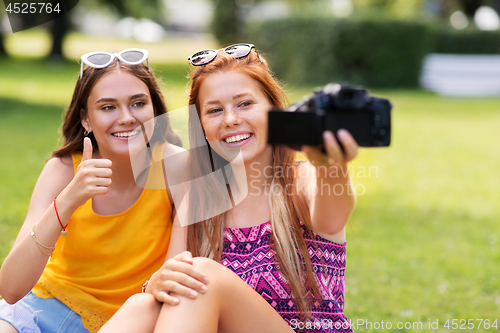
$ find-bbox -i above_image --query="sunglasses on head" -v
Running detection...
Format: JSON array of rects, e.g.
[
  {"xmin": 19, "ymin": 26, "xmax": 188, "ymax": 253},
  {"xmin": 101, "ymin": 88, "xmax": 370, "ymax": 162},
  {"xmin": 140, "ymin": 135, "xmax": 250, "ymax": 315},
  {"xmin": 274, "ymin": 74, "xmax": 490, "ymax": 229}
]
[
  {"xmin": 188, "ymin": 43, "xmax": 255, "ymax": 66},
  {"xmin": 80, "ymin": 48, "xmax": 150, "ymax": 78}
]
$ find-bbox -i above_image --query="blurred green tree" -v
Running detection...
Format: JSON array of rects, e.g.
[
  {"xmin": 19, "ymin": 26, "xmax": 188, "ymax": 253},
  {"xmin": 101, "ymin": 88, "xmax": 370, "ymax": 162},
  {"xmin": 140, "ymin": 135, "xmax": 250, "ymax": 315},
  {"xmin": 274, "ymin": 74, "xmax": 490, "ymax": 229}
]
[
  {"xmin": 46, "ymin": 0, "xmax": 165, "ymax": 59},
  {"xmin": 457, "ymin": 0, "xmax": 481, "ymax": 16},
  {"xmin": 212, "ymin": 0, "xmax": 309, "ymax": 45},
  {"xmin": 351, "ymin": 0, "xmax": 429, "ymax": 17},
  {"xmin": 352, "ymin": 0, "xmax": 500, "ymax": 18},
  {"xmin": 0, "ymin": 33, "xmax": 5, "ymax": 56},
  {"xmin": 0, "ymin": 3, "xmax": 6, "ymax": 56},
  {"xmin": 93, "ymin": 0, "xmax": 165, "ymax": 21},
  {"xmin": 0, "ymin": 0, "xmax": 165, "ymax": 59},
  {"xmin": 212, "ymin": 0, "xmax": 239, "ymax": 44}
]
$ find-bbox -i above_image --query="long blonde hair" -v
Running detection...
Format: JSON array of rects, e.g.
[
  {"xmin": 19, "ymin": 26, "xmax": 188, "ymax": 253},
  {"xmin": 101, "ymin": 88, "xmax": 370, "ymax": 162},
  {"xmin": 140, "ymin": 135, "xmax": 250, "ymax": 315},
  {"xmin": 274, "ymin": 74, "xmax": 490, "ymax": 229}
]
[{"xmin": 186, "ymin": 50, "xmax": 321, "ymax": 315}]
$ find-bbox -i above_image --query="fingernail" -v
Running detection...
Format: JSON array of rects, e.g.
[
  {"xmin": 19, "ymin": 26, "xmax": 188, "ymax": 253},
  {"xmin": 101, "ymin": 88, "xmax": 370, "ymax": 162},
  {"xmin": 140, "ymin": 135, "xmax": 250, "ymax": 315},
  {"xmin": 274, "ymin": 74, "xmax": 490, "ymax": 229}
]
[
  {"xmin": 190, "ymin": 290, "xmax": 198, "ymax": 298},
  {"xmin": 203, "ymin": 277, "xmax": 209, "ymax": 283},
  {"xmin": 324, "ymin": 130, "xmax": 333, "ymax": 137},
  {"xmin": 172, "ymin": 297, "xmax": 179, "ymax": 304},
  {"xmin": 337, "ymin": 129, "xmax": 348, "ymax": 139},
  {"xmin": 200, "ymin": 285, "xmax": 207, "ymax": 292}
]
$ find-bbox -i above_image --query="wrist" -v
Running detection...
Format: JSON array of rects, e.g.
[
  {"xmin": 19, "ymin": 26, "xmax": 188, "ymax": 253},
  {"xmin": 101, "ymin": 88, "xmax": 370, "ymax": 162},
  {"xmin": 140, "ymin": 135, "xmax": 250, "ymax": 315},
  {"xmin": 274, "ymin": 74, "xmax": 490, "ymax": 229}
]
[
  {"xmin": 56, "ymin": 189, "xmax": 81, "ymax": 217},
  {"xmin": 52, "ymin": 190, "xmax": 79, "ymax": 231}
]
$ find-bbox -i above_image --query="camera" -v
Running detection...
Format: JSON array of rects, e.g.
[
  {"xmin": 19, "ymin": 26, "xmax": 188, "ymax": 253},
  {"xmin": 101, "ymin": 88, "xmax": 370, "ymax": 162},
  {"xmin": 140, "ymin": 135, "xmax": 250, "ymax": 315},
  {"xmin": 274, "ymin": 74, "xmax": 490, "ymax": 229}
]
[{"xmin": 267, "ymin": 83, "xmax": 392, "ymax": 148}]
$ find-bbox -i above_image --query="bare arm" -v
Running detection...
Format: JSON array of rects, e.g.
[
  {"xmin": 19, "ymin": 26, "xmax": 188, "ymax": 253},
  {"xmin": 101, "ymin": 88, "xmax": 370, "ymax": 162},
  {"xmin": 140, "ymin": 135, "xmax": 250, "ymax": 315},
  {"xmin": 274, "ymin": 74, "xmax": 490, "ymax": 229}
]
[
  {"xmin": 0, "ymin": 138, "xmax": 112, "ymax": 303},
  {"xmin": 298, "ymin": 129, "xmax": 358, "ymax": 243},
  {"xmin": 145, "ymin": 144, "xmax": 208, "ymax": 305},
  {"xmin": 0, "ymin": 157, "xmax": 73, "ymax": 303}
]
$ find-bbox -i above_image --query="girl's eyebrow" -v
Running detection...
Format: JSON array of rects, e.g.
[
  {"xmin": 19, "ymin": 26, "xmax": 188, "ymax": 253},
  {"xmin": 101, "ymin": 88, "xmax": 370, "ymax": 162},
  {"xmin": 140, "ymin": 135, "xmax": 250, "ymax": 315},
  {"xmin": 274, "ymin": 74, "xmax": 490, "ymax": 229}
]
[
  {"xmin": 204, "ymin": 93, "xmax": 253, "ymax": 106},
  {"xmin": 203, "ymin": 99, "xmax": 221, "ymax": 107},
  {"xmin": 95, "ymin": 93, "xmax": 149, "ymax": 104},
  {"xmin": 233, "ymin": 93, "xmax": 252, "ymax": 100},
  {"xmin": 130, "ymin": 93, "xmax": 149, "ymax": 100},
  {"xmin": 95, "ymin": 97, "xmax": 116, "ymax": 104}
]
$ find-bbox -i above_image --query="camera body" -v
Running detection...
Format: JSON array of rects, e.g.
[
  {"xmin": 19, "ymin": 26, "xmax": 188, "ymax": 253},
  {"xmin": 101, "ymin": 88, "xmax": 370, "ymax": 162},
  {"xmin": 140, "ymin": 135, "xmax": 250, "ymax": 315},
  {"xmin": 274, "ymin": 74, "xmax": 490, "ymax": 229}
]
[{"xmin": 267, "ymin": 83, "xmax": 392, "ymax": 147}]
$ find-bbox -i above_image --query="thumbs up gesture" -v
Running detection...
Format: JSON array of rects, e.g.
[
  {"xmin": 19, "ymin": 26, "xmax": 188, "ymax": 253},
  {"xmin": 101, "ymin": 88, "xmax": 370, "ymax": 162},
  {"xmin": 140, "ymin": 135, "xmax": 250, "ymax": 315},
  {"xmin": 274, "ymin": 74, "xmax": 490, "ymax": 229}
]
[
  {"xmin": 67, "ymin": 137, "xmax": 113, "ymax": 208},
  {"xmin": 82, "ymin": 136, "xmax": 94, "ymax": 162}
]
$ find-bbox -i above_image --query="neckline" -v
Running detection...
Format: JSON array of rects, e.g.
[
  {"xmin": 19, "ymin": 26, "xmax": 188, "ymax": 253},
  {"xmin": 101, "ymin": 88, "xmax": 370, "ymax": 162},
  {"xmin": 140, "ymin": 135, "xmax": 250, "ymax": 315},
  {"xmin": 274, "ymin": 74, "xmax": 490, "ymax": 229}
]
[
  {"xmin": 224, "ymin": 220, "xmax": 271, "ymax": 231},
  {"xmin": 89, "ymin": 186, "xmax": 147, "ymax": 217}
]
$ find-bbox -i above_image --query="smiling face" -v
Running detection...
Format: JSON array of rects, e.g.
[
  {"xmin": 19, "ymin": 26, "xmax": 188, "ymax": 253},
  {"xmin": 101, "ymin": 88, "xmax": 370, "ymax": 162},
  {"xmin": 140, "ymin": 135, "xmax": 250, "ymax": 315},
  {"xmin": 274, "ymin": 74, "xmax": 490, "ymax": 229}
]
[
  {"xmin": 198, "ymin": 71, "xmax": 273, "ymax": 166},
  {"xmin": 82, "ymin": 69, "xmax": 155, "ymax": 157}
]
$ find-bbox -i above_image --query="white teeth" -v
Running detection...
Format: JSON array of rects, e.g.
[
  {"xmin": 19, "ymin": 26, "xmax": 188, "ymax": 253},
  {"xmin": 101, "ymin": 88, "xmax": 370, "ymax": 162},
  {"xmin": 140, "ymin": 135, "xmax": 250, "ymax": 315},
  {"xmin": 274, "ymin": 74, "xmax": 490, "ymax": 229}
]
[
  {"xmin": 112, "ymin": 130, "xmax": 139, "ymax": 138},
  {"xmin": 224, "ymin": 133, "xmax": 251, "ymax": 143}
]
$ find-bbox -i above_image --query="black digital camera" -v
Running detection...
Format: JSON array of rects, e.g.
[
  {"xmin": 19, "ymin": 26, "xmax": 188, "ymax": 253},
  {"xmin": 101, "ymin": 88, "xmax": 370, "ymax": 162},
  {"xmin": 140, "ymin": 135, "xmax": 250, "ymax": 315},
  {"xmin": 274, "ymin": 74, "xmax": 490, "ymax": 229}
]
[{"xmin": 267, "ymin": 83, "xmax": 392, "ymax": 148}]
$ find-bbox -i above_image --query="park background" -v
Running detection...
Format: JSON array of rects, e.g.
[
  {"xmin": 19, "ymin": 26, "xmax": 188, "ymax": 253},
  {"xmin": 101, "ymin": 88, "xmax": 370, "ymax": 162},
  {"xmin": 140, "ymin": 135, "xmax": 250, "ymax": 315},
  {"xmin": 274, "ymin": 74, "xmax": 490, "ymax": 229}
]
[{"xmin": 0, "ymin": 0, "xmax": 499, "ymax": 332}]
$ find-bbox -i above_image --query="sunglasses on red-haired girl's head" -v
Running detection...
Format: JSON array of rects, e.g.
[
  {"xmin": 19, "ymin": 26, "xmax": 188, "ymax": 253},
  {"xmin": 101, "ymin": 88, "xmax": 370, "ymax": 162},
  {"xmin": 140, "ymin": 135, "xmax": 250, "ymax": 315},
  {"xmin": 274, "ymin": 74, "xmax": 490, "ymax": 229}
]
[{"xmin": 188, "ymin": 43, "xmax": 255, "ymax": 66}]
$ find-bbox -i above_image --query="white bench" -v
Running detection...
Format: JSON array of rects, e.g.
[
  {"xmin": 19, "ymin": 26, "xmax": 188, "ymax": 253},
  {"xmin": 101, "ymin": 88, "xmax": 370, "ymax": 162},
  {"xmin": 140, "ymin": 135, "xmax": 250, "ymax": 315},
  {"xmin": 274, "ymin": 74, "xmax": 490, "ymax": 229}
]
[{"xmin": 420, "ymin": 53, "xmax": 500, "ymax": 97}]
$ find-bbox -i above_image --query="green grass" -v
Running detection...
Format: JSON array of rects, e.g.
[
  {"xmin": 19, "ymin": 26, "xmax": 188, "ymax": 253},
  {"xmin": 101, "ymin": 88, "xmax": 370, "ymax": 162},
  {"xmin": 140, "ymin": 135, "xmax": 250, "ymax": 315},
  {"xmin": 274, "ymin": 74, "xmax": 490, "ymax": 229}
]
[
  {"xmin": 1, "ymin": 32, "xmax": 500, "ymax": 332},
  {"xmin": 343, "ymin": 91, "xmax": 500, "ymax": 332}
]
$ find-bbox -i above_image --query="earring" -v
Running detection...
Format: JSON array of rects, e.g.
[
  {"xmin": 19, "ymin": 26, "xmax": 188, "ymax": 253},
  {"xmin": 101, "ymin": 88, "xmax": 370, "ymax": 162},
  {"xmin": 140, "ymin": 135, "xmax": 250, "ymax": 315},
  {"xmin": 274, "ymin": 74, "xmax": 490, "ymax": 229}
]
[{"xmin": 84, "ymin": 130, "xmax": 89, "ymax": 136}]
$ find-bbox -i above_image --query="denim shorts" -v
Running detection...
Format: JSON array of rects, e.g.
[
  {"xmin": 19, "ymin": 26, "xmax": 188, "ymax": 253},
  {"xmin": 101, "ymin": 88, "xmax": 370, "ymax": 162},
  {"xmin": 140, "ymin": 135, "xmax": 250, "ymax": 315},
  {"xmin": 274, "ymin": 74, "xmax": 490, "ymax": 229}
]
[{"xmin": 0, "ymin": 291, "xmax": 89, "ymax": 333}]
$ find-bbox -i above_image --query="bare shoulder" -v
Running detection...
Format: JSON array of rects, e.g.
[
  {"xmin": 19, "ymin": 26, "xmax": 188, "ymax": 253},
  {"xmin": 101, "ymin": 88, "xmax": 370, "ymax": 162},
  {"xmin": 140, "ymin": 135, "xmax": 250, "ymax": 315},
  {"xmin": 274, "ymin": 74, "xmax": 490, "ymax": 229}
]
[
  {"xmin": 294, "ymin": 160, "xmax": 316, "ymax": 184},
  {"xmin": 33, "ymin": 156, "xmax": 75, "ymax": 195},
  {"xmin": 42, "ymin": 156, "xmax": 75, "ymax": 183},
  {"xmin": 163, "ymin": 143, "xmax": 187, "ymax": 158},
  {"xmin": 162, "ymin": 143, "xmax": 188, "ymax": 174}
]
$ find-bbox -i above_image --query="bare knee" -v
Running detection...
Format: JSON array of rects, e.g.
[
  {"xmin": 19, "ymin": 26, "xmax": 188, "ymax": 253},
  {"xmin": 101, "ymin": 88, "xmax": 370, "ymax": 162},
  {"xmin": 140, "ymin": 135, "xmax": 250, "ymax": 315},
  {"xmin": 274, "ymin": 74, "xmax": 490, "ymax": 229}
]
[
  {"xmin": 100, "ymin": 294, "xmax": 161, "ymax": 333},
  {"xmin": 191, "ymin": 257, "xmax": 242, "ymax": 292},
  {"xmin": 191, "ymin": 257, "xmax": 227, "ymax": 280},
  {"xmin": 122, "ymin": 293, "xmax": 161, "ymax": 317},
  {"xmin": 0, "ymin": 319, "xmax": 18, "ymax": 333}
]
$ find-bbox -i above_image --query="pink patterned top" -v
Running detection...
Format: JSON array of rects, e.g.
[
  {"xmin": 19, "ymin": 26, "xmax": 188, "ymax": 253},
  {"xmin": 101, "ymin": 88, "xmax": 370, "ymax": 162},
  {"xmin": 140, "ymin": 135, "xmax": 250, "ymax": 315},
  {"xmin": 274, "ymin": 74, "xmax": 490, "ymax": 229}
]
[{"xmin": 221, "ymin": 221, "xmax": 353, "ymax": 332}]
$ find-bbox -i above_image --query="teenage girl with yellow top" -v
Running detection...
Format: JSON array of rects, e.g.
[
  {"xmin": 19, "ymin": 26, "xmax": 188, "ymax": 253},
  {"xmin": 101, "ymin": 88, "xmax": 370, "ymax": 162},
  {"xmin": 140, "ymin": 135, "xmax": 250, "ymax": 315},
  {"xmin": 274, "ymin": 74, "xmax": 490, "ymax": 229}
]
[{"xmin": 0, "ymin": 49, "xmax": 185, "ymax": 333}]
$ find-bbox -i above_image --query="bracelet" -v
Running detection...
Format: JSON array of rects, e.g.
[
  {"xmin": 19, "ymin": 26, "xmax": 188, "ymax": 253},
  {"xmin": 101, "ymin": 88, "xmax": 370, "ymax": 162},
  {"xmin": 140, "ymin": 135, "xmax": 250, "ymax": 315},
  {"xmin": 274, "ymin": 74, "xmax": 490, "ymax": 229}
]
[
  {"xmin": 142, "ymin": 280, "xmax": 149, "ymax": 293},
  {"xmin": 54, "ymin": 197, "xmax": 68, "ymax": 237},
  {"xmin": 31, "ymin": 224, "xmax": 55, "ymax": 257}
]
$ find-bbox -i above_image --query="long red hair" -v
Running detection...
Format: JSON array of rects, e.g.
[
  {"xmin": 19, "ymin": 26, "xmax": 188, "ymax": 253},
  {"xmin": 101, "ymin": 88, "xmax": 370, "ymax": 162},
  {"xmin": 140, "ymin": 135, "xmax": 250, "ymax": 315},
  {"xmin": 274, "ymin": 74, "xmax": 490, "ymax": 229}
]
[{"xmin": 186, "ymin": 50, "xmax": 321, "ymax": 316}]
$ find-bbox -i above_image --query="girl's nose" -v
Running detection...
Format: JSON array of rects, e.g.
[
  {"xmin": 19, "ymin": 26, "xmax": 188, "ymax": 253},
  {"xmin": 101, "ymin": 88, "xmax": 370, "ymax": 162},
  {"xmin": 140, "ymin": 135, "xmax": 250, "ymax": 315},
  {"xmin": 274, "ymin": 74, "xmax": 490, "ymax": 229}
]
[
  {"xmin": 223, "ymin": 108, "xmax": 241, "ymax": 127},
  {"xmin": 118, "ymin": 107, "xmax": 136, "ymax": 125}
]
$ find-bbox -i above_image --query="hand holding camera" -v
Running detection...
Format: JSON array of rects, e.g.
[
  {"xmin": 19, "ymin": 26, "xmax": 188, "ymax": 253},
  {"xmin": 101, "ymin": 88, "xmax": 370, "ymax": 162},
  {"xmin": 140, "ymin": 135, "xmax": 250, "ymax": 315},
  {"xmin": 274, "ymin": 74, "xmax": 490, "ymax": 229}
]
[{"xmin": 268, "ymin": 83, "xmax": 392, "ymax": 149}]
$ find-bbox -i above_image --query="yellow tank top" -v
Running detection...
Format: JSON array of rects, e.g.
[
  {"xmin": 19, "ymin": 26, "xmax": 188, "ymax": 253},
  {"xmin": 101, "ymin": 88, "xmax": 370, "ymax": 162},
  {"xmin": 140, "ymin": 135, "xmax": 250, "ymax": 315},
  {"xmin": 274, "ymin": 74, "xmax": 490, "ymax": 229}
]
[{"xmin": 33, "ymin": 144, "xmax": 172, "ymax": 332}]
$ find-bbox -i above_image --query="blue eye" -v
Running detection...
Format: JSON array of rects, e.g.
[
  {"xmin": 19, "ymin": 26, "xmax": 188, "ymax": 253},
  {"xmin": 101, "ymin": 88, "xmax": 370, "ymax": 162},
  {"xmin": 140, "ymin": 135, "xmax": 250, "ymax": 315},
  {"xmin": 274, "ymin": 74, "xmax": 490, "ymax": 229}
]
[
  {"xmin": 207, "ymin": 107, "xmax": 223, "ymax": 114},
  {"xmin": 239, "ymin": 101, "xmax": 252, "ymax": 108}
]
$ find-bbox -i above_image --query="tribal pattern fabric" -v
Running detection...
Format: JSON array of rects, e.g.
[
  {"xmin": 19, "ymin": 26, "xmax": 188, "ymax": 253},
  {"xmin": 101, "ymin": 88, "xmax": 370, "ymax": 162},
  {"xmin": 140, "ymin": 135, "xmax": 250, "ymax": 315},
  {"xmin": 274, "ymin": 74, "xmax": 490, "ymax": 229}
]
[{"xmin": 221, "ymin": 221, "xmax": 353, "ymax": 332}]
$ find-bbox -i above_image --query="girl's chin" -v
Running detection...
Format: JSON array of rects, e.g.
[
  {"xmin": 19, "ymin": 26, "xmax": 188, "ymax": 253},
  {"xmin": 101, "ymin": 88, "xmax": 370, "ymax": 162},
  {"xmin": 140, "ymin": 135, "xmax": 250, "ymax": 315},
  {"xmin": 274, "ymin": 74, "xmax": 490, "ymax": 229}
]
[{"xmin": 241, "ymin": 149, "xmax": 273, "ymax": 166}]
